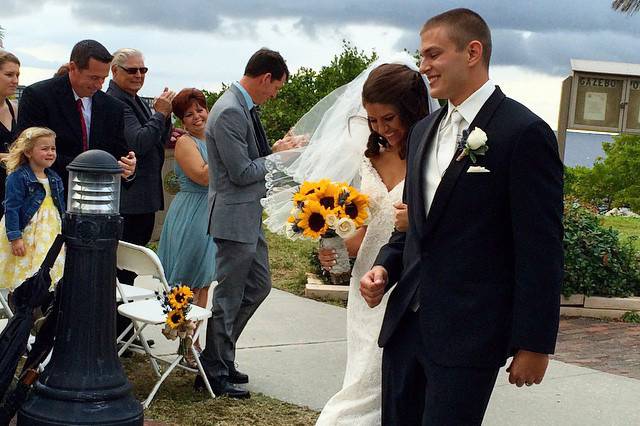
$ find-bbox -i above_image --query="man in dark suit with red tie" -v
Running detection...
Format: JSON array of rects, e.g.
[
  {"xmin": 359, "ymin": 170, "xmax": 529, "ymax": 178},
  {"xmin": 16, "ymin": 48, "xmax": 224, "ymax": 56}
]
[{"xmin": 17, "ymin": 39, "xmax": 136, "ymax": 184}]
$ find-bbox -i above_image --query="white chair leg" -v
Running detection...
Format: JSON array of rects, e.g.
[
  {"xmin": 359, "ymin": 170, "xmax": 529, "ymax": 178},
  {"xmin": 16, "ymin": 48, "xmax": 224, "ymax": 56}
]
[
  {"xmin": 0, "ymin": 290, "xmax": 13, "ymax": 320},
  {"xmin": 193, "ymin": 345, "xmax": 215, "ymax": 399},
  {"xmin": 142, "ymin": 353, "xmax": 183, "ymax": 409},
  {"xmin": 118, "ymin": 323, "xmax": 161, "ymax": 378}
]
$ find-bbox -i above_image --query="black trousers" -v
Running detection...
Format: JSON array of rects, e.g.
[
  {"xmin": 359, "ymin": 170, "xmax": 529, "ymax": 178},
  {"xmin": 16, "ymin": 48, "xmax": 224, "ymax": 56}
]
[
  {"xmin": 117, "ymin": 212, "xmax": 156, "ymax": 285},
  {"xmin": 382, "ymin": 310, "xmax": 499, "ymax": 426}
]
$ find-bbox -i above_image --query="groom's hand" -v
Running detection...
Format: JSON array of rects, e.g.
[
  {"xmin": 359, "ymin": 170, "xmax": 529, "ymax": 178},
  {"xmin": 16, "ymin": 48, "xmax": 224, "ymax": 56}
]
[
  {"xmin": 506, "ymin": 350, "xmax": 549, "ymax": 387},
  {"xmin": 360, "ymin": 266, "xmax": 387, "ymax": 308}
]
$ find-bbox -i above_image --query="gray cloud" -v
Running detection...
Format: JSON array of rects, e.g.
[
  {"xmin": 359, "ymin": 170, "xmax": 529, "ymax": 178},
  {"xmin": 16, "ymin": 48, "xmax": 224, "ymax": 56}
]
[{"xmin": 2, "ymin": 0, "xmax": 637, "ymax": 74}]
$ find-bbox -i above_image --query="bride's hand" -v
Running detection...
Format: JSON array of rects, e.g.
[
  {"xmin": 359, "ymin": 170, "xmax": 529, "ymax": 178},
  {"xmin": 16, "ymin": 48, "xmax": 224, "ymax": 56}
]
[
  {"xmin": 394, "ymin": 202, "xmax": 408, "ymax": 232},
  {"xmin": 318, "ymin": 247, "xmax": 337, "ymax": 271}
]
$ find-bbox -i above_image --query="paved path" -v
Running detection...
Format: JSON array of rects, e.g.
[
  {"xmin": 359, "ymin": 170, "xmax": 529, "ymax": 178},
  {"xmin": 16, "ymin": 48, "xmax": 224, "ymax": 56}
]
[
  {"xmin": 11, "ymin": 283, "xmax": 636, "ymax": 425},
  {"xmin": 554, "ymin": 316, "xmax": 640, "ymax": 380},
  {"xmin": 233, "ymin": 289, "xmax": 640, "ymax": 424}
]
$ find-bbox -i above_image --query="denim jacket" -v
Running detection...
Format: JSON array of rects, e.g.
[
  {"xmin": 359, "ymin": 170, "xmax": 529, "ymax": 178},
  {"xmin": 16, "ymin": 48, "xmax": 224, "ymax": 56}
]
[{"xmin": 3, "ymin": 164, "xmax": 65, "ymax": 241}]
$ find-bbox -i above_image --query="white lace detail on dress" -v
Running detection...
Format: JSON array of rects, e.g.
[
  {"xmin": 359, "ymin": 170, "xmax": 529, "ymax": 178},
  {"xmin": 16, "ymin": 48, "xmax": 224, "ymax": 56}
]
[{"xmin": 316, "ymin": 158, "xmax": 404, "ymax": 426}]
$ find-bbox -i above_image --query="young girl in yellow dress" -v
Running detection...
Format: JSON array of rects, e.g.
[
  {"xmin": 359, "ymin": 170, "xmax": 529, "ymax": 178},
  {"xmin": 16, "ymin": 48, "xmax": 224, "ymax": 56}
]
[{"xmin": 0, "ymin": 127, "xmax": 65, "ymax": 291}]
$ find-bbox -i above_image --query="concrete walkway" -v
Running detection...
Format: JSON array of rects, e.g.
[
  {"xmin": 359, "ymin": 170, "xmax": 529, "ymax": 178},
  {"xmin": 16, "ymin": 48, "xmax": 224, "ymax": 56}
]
[
  {"xmin": 112, "ymin": 287, "xmax": 640, "ymax": 424},
  {"xmin": 232, "ymin": 289, "xmax": 640, "ymax": 425}
]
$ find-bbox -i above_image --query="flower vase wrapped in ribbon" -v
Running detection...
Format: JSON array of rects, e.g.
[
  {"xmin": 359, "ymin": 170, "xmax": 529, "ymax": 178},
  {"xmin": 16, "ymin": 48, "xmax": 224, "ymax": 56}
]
[
  {"xmin": 158, "ymin": 285, "xmax": 196, "ymax": 356},
  {"xmin": 287, "ymin": 179, "xmax": 370, "ymax": 285}
]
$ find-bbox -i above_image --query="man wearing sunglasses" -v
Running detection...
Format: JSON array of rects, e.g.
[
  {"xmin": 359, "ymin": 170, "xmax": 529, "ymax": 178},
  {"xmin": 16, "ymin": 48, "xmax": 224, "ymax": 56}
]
[{"xmin": 107, "ymin": 48, "xmax": 174, "ymax": 264}]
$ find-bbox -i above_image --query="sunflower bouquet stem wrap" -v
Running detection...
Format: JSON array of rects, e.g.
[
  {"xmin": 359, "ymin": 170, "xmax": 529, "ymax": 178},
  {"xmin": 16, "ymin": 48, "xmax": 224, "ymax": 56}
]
[
  {"xmin": 319, "ymin": 235, "xmax": 351, "ymax": 285},
  {"xmin": 158, "ymin": 285, "xmax": 196, "ymax": 356}
]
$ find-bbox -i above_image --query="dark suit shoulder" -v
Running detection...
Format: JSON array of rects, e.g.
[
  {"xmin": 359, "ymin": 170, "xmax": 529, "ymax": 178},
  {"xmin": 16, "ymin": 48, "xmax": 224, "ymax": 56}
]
[
  {"xmin": 498, "ymin": 97, "xmax": 548, "ymax": 129},
  {"xmin": 26, "ymin": 75, "xmax": 65, "ymax": 93},
  {"xmin": 94, "ymin": 90, "xmax": 126, "ymax": 111},
  {"xmin": 413, "ymin": 106, "xmax": 443, "ymax": 135}
]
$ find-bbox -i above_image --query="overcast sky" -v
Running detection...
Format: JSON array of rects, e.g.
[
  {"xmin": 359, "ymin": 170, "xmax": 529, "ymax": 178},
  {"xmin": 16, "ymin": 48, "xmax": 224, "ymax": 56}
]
[{"xmin": 2, "ymin": 1, "xmax": 637, "ymax": 129}]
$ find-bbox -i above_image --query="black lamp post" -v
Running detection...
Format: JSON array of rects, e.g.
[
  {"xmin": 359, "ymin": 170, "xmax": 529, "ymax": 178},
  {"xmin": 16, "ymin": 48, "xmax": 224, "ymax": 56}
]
[{"xmin": 19, "ymin": 150, "xmax": 143, "ymax": 425}]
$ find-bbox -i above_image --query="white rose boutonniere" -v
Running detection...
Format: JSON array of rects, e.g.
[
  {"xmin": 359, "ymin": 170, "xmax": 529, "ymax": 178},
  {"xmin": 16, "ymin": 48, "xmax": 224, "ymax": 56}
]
[{"xmin": 456, "ymin": 127, "xmax": 488, "ymax": 163}]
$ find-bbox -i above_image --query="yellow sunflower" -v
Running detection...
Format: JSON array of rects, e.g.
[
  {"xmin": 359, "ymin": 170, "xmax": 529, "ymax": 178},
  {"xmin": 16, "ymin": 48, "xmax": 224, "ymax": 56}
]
[
  {"xmin": 297, "ymin": 200, "xmax": 331, "ymax": 239},
  {"xmin": 312, "ymin": 181, "xmax": 342, "ymax": 212},
  {"xmin": 166, "ymin": 309, "xmax": 185, "ymax": 329},
  {"xmin": 294, "ymin": 179, "xmax": 329, "ymax": 204},
  {"xmin": 168, "ymin": 285, "xmax": 194, "ymax": 309},
  {"xmin": 343, "ymin": 192, "xmax": 369, "ymax": 227}
]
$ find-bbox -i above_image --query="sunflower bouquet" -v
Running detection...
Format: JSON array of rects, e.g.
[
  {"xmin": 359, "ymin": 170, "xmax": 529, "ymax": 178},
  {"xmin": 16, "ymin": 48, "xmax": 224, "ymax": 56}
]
[
  {"xmin": 287, "ymin": 179, "xmax": 369, "ymax": 240},
  {"xmin": 158, "ymin": 285, "xmax": 196, "ymax": 356},
  {"xmin": 287, "ymin": 179, "xmax": 370, "ymax": 285}
]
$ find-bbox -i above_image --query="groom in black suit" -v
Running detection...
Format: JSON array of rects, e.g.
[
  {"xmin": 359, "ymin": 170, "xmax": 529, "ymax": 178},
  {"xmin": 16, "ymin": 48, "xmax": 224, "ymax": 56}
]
[{"xmin": 360, "ymin": 8, "xmax": 563, "ymax": 425}]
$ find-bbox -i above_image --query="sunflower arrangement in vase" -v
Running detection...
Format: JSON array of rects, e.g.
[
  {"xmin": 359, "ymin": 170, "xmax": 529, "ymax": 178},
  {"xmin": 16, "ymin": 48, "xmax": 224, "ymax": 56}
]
[
  {"xmin": 159, "ymin": 285, "xmax": 196, "ymax": 356},
  {"xmin": 287, "ymin": 179, "xmax": 370, "ymax": 285}
]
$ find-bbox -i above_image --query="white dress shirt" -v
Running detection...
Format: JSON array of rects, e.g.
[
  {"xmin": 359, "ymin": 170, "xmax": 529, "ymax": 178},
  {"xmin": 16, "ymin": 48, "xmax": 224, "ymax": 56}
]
[
  {"xmin": 72, "ymin": 89, "xmax": 92, "ymax": 144},
  {"xmin": 423, "ymin": 80, "xmax": 496, "ymax": 217}
]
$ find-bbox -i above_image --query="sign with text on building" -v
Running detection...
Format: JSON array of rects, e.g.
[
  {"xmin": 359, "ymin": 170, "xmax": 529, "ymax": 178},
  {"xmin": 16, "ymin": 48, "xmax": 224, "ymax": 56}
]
[{"xmin": 567, "ymin": 59, "xmax": 640, "ymax": 134}]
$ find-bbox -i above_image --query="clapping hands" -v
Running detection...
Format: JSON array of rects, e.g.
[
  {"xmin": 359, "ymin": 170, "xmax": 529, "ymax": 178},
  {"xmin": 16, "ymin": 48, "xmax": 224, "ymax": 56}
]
[
  {"xmin": 119, "ymin": 151, "xmax": 137, "ymax": 180},
  {"xmin": 154, "ymin": 87, "xmax": 177, "ymax": 117}
]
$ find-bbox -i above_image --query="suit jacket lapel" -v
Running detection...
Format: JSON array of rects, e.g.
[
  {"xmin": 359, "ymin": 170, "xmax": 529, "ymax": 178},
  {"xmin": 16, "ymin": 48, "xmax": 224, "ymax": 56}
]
[
  {"xmin": 57, "ymin": 76, "xmax": 83, "ymax": 144},
  {"xmin": 412, "ymin": 106, "xmax": 446, "ymax": 237},
  {"xmin": 423, "ymin": 87, "xmax": 506, "ymax": 238}
]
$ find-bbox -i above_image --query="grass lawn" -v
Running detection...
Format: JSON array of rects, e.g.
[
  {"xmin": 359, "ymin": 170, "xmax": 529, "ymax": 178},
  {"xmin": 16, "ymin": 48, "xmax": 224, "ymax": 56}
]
[
  {"xmin": 123, "ymin": 354, "xmax": 319, "ymax": 425},
  {"xmin": 600, "ymin": 216, "xmax": 640, "ymax": 251},
  {"xmin": 265, "ymin": 230, "xmax": 317, "ymax": 297}
]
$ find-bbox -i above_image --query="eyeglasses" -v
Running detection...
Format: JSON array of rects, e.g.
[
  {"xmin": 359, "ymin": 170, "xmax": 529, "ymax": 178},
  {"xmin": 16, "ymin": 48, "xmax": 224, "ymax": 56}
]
[{"xmin": 118, "ymin": 65, "xmax": 149, "ymax": 75}]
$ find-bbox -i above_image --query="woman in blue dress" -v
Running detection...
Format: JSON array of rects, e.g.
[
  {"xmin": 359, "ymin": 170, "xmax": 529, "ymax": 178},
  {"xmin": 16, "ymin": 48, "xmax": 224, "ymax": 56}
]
[{"xmin": 158, "ymin": 88, "xmax": 216, "ymax": 356}]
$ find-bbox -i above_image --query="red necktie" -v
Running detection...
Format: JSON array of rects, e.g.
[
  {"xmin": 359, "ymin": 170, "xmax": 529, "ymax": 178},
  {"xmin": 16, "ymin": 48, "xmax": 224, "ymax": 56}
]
[{"xmin": 76, "ymin": 98, "xmax": 88, "ymax": 151}]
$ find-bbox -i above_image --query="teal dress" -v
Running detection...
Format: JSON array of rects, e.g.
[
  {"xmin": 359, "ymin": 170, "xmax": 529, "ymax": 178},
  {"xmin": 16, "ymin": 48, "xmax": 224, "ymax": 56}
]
[{"xmin": 158, "ymin": 137, "xmax": 216, "ymax": 288}]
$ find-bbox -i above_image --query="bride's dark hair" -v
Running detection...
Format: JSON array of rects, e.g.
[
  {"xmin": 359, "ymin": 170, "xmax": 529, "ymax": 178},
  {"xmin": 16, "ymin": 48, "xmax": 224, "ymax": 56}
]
[{"xmin": 361, "ymin": 63, "xmax": 430, "ymax": 159}]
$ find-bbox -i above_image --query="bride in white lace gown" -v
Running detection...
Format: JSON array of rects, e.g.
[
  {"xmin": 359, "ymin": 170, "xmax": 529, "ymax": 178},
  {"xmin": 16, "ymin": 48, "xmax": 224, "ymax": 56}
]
[{"xmin": 262, "ymin": 54, "xmax": 439, "ymax": 426}]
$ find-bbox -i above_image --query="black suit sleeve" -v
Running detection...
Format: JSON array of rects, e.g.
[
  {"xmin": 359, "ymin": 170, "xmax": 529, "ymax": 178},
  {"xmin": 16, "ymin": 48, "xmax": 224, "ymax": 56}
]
[
  {"xmin": 16, "ymin": 85, "xmax": 45, "ymax": 133},
  {"xmin": 123, "ymin": 107, "xmax": 168, "ymax": 157},
  {"xmin": 375, "ymin": 229, "xmax": 406, "ymax": 292},
  {"xmin": 508, "ymin": 119, "xmax": 563, "ymax": 355}
]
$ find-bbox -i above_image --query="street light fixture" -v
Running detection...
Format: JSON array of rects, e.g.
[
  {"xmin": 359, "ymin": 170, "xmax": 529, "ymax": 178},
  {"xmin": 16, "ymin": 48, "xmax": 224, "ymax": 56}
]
[{"xmin": 19, "ymin": 150, "xmax": 143, "ymax": 425}]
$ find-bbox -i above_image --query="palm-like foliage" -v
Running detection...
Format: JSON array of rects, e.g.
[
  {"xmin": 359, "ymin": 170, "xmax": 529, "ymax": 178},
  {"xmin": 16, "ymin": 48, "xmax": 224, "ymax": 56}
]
[{"xmin": 612, "ymin": 0, "xmax": 640, "ymax": 14}]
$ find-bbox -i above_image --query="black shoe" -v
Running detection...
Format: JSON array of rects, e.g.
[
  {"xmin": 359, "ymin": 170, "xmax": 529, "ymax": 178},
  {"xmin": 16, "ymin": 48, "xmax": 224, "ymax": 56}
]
[
  {"xmin": 228, "ymin": 364, "xmax": 249, "ymax": 384},
  {"xmin": 194, "ymin": 374, "xmax": 250, "ymax": 399}
]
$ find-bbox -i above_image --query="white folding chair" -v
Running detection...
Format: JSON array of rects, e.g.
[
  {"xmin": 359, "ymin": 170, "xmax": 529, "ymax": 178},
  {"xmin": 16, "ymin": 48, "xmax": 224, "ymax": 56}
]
[
  {"xmin": 115, "ymin": 241, "xmax": 215, "ymax": 408},
  {"xmin": 0, "ymin": 288, "xmax": 13, "ymax": 321},
  {"xmin": 115, "ymin": 242, "xmax": 158, "ymax": 304}
]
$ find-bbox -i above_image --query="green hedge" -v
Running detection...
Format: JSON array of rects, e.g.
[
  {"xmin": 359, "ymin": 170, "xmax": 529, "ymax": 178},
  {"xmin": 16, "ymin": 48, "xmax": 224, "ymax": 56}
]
[{"xmin": 563, "ymin": 199, "xmax": 640, "ymax": 297}]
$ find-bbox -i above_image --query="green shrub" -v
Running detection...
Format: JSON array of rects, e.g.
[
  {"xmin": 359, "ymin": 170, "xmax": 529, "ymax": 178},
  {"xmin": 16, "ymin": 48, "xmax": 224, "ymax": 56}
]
[
  {"xmin": 563, "ymin": 199, "xmax": 640, "ymax": 297},
  {"xmin": 621, "ymin": 310, "xmax": 640, "ymax": 323},
  {"xmin": 566, "ymin": 134, "xmax": 640, "ymax": 211}
]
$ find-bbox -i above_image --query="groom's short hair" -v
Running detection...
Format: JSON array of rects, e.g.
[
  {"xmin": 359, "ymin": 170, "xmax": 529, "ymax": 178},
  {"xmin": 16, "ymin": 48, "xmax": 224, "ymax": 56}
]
[
  {"xmin": 244, "ymin": 48, "xmax": 290, "ymax": 81},
  {"xmin": 421, "ymin": 8, "xmax": 492, "ymax": 67}
]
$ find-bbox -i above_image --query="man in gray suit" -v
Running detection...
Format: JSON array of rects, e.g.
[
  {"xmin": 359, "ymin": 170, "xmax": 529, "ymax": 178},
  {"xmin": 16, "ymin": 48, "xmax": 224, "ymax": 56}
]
[{"xmin": 200, "ymin": 48, "xmax": 299, "ymax": 398}]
